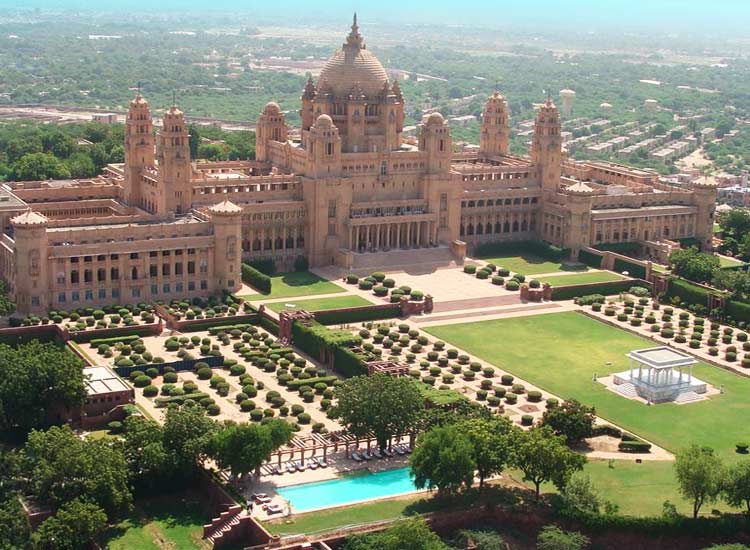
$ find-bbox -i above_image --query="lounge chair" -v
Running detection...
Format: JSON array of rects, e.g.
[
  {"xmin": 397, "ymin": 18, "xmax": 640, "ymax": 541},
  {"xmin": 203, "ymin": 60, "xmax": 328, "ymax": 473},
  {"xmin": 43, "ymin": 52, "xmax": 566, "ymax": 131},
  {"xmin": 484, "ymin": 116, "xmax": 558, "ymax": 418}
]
[
  {"xmin": 296, "ymin": 461, "xmax": 306, "ymax": 472},
  {"xmin": 264, "ymin": 503, "xmax": 283, "ymax": 514},
  {"xmin": 308, "ymin": 459, "xmax": 318, "ymax": 470},
  {"xmin": 318, "ymin": 457, "xmax": 329, "ymax": 468},
  {"xmin": 271, "ymin": 465, "xmax": 281, "ymax": 475},
  {"xmin": 395, "ymin": 446, "xmax": 407, "ymax": 456},
  {"xmin": 372, "ymin": 448, "xmax": 383, "ymax": 459},
  {"xmin": 383, "ymin": 448, "xmax": 394, "ymax": 458},
  {"xmin": 285, "ymin": 462, "xmax": 296, "ymax": 474},
  {"xmin": 351, "ymin": 452, "xmax": 363, "ymax": 462},
  {"xmin": 252, "ymin": 493, "xmax": 272, "ymax": 504},
  {"xmin": 361, "ymin": 450, "xmax": 373, "ymax": 460}
]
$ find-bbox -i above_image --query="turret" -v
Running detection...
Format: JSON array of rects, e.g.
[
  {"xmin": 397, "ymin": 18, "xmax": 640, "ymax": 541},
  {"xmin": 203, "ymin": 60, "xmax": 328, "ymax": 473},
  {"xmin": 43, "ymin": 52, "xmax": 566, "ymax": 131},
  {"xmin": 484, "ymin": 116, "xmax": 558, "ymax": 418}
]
[
  {"xmin": 563, "ymin": 182, "xmax": 595, "ymax": 259},
  {"xmin": 307, "ymin": 114, "xmax": 342, "ymax": 178},
  {"xmin": 256, "ymin": 102, "xmax": 288, "ymax": 162},
  {"xmin": 155, "ymin": 103, "xmax": 192, "ymax": 216},
  {"xmin": 530, "ymin": 99, "xmax": 562, "ymax": 193},
  {"xmin": 209, "ymin": 200, "xmax": 243, "ymax": 294},
  {"xmin": 123, "ymin": 92, "xmax": 155, "ymax": 208},
  {"xmin": 11, "ymin": 210, "xmax": 49, "ymax": 314},
  {"xmin": 301, "ymin": 77, "xmax": 316, "ymax": 131},
  {"xmin": 419, "ymin": 112, "xmax": 452, "ymax": 174},
  {"xmin": 692, "ymin": 179, "xmax": 718, "ymax": 252},
  {"xmin": 480, "ymin": 91, "xmax": 510, "ymax": 157}
]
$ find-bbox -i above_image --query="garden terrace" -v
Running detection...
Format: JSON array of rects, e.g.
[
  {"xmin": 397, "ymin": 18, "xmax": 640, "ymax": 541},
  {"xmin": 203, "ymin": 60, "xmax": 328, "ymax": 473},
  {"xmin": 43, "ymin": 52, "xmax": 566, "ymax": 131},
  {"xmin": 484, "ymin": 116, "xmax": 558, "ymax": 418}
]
[
  {"xmin": 12, "ymin": 302, "xmax": 158, "ymax": 331},
  {"xmin": 241, "ymin": 270, "xmax": 344, "ymax": 301},
  {"xmin": 158, "ymin": 293, "xmax": 249, "ymax": 323}
]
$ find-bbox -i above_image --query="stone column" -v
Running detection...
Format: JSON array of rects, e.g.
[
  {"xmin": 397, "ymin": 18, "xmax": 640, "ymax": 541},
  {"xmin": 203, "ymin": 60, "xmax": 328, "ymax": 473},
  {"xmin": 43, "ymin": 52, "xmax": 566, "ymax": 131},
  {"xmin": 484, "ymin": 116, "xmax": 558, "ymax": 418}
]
[
  {"xmin": 374, "ymin": 224, "xmax": 380, "ymax": 250},
  {"xmin": 416, "ymin": 221, "xmax": 422, "ymax": 247},
  {"xmin": 406, "ymin": 222, "xmax": 412, "ymax": 248},
  {"xmin": 386, "ymin": 224, "xmax": 391, "ymax": 250},
  {"xmin": 349, "ymin": 225, "xmax": 353, "ymax": 250}
]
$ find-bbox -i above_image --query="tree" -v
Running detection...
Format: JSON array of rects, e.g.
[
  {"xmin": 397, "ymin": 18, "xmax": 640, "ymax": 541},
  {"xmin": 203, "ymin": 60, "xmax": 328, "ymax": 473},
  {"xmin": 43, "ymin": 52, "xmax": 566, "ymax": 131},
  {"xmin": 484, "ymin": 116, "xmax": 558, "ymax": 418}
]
[
  {"xmin": 162, "ymin": 404, "xmax": 218, "ymax": 471},
  {"xmin": 409, "ymin": 424, "xmax": 476, "ymax": 495},
  {"xmin": 333, "ymin": 374, "xmax": 423, "ymax": 451},
  {"xmin": 122, "ymin": 415, "xmax": 173, "ymax": 488},
  {"xmin": 723, "ymin": 460, "xmax": 750, "ymax": 514},
  {"xmin": 21, "ymin": 425, "xmax": 132, "ymax": 516},
  {"xmin": 208, "ymin": 419, "xmax": 292, "ymax": 479},
  {"xmin": 674, "ymin": 444, "xmax": 723, "ymax": 519},
  {"xmin": 536, "ymin": 525, "xmax": 590, "ymax": 550},
  {"xmin": 0, "ymin": 340, "xmax": 86, "ymax": 431},
  {"xmin": 541, "ymin": 399, "xmax": 596, "ymax": 445},
  {"xmin": 457, "ymin": 416, "xmax": 514, "ymax": 489},
  {"xmin": 11, "ymin": 152, "xmax": 71, "ymax": 181},
  {"xmin": 344, "ymin": 517, "xmax": 447, "ymax": 550},
  {"xmin": 0, "ymin": 495, "xmax": 30, "ymax": 549},
  {"xmin": 66, "ymin": 151, "xmax": 97, "ymax": 178},
  {"xmin": 188, "ymin": 124, "xmax": 201, "ymax": 158},
  {"xmin": 32, "ymin": 498, "xmax": 107, "ymax": 550},
  {"xmin": 513, "ymin": 426, "xmax": 587, "ymax": 501},
  {"xmin": 668, "ymin": 247, "xmax": 720, "ymax": 283},
  {"xmin": 450, "ymin": 529, "xmax": 505, "ymax": 550}
]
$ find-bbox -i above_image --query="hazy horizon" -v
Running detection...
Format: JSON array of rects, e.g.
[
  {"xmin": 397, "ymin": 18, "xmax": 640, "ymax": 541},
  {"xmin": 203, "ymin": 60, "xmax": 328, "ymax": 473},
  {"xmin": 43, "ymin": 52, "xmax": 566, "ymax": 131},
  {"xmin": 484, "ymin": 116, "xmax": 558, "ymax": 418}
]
[{"xmin": 3, "ymin": 0, "xmax": 750, "ymax": 33}]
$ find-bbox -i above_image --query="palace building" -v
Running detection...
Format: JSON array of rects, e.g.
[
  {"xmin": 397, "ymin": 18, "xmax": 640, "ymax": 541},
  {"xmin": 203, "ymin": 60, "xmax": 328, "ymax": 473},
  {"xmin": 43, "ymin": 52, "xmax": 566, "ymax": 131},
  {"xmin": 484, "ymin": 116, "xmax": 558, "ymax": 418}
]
[{"xmin": 0, "ymin": 16, "xmax": 717, "ymax": 315}]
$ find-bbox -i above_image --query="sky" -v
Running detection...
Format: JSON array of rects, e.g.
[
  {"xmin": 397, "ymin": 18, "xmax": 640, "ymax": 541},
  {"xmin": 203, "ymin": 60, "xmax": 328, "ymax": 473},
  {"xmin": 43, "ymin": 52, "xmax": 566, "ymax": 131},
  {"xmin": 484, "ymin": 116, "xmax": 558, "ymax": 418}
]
[{"xmin": 1, "ymin": 0, "xmax": 748, "ymax": 33}]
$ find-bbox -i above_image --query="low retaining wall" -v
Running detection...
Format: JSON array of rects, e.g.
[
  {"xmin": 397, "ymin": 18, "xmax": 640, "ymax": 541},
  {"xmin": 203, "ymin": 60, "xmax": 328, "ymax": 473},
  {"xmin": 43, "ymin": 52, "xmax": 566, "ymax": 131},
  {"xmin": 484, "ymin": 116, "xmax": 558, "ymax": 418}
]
[
  {"xmin": 550, "ymin": 278, "xmax": 651, "ymax": 301},
  {"xmin": 0, "ymin": 321, "xmax": 162, "ymax": 346},
  {"xmin": 112, "ymin": 354, "xmax": 225, "ymax": 378}
]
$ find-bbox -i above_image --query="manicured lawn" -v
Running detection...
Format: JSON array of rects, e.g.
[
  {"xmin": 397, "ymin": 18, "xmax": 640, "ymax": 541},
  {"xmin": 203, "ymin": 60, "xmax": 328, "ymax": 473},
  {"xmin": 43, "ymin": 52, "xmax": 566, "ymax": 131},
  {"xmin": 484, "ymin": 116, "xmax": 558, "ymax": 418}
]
[
  {"xmin": 477, "ymin": 253, "xmax": 588, "ymax": 275},
  {"xmin": 242, "ymin": 271, "xmax": 344, "ymax": 300},
  {"xmin": 718, "ymin": 255, "xmax": 744, "ymax": 267},
  {"xmin": 536, "ymin": 271, "xmax": 626, "ymax": 287},
  {"xmin": 426, "ymin": 312, "xmax": 750, "ymax": 460},
  {"xmin": 267, "ymin": 295, "xmax": 373, "ymax": 313},
  {"xmin": 104, "ymin": 492, "xmax": 211, "ymax": 550}
]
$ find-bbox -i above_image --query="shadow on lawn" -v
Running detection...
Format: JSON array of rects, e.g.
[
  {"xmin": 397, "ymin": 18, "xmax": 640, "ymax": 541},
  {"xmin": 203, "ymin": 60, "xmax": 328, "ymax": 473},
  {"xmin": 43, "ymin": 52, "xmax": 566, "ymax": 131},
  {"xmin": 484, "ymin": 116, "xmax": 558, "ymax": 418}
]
[
  {"xmin": 277, "ymin": 271, "xmax": 327, "ymax": 288},
  {"xmin": 402, "ymin": 485, "xmax": 529, "ymax": 517}
]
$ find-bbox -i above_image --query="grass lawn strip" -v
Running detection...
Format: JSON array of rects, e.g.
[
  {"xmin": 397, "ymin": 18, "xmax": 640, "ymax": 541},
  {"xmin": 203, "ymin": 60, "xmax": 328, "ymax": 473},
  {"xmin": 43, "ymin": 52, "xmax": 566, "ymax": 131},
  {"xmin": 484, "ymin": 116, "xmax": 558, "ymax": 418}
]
[
  {"xmin": 426, "ymin": 311, "xmax": 750, "ymax": 461},
  {"xmin": 536, "ymin": 271, "xmax": 626, "ymax": 286},
  {"xmin": 242, "ymin": 271, "xmax": 344, "ymax": 301},
  {"xmin": 475, "ymin": 253, "xmax": 588, "ymax": 275},
  {"xmin": 266, "ymin": 295, "xmax": 372, "ymax": 313}
]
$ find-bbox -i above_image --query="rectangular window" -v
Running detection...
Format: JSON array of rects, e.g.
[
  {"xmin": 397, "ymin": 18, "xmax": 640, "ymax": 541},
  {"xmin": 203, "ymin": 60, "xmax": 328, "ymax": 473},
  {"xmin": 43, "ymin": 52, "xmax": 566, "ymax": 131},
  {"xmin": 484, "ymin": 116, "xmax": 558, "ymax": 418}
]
[
  {"xmin": 175, "ymin": 249, "xmax": 183, "ymax": 256},
  {"xmin": 112, "ymin": 289, "xmax": 119, "ymax": 299},
  {"xmin": 187, "ymin": 261, "xmax": 195, "ymax": 274},
  {"xmin": 150, "ymin": 265, "xmax": 157, "ymax": 277},
  {"xmin": 328, "ymin": 200, "xmax": 336, "ymax": 218},
  {"xmin": 176, "ymin": 282, "xmax": 183, "ymax": 293},
  {"xmin": 162, "ymin": 264, "xmax": 170, "ymax": 276},
  {"xmin": 97, "ymin": 268, "xmax": 106, "ymax": 282},
  {"xmin": 163, "ymin": 283, "xmax": 170, "ymax": 293},
  {"xmin": 227, "ymin": 279, "xmax": 235, "ymax": 288},
  {"xmin": 132, "ymin": 287, "xmax": 141, "ymax": 298},
  {"xmin": 200, "ymin": 280, "xmax": 208, "ymax": 290},
  {"xmin": 188, "ymin": 281, "xmax": 195, "ymax": 291},
  {"xmin": 84, "ymin": 270, "xmax": 93, "ymax": 283},
  {"xmin": 85, "ymin": 290, "xmax": 93, "ymax": 300},
  {"xmin": 111, "ymin": 268, "xmax": 119, "ymax": 280},
  {"xmin": 58, "ymin": 293, "xmax": 66, "ymax": 303},
  {"xmin": 31, "ymin": 296, "xmax": 39, "ymax": 307},
  {"xmin": 72, "ymin": 291, "xmax": 80, "ymax": 302},
  {"xmin": 440, "ymin": 193, "xmax": 448, "ymax": 212},
  {"xmin": 200, "ymin": 260, "xmax": 208, "ymax": 273},
  {"xmin": 130, "ymin": 252, "xmax": 139, "ymax": 260},
  {"xmin": 175, "ymin": 263, "xmax": 183, "ymax": 275},
  {"xmin": 149, "ymin": 251, "xmax": 158, "ymax": 257},
  {"xmin": 110, "ymin": 254, "xmax": 118, "ymax": 260},
  {"xmin": 151, "ymin": 284, "xmax": 158, "ymax": 295},
  {"xmin": 188, "ymin": 248, "xmax": 195, "ymax": 255},
  {"xmin": 98, "ymin": 289, "xmax": 106, "ymax": 299}
]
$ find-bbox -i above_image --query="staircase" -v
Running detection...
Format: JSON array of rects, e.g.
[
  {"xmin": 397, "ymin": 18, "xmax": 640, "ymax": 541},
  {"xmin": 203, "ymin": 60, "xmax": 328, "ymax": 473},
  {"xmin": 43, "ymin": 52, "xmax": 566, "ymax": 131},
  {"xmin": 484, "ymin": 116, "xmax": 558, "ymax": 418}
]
[
  {"xmin": 351, "ymin": 245, "xmax": 455, "ymax": 270},
  {"xmin": 673, "ymin": 391, "xmax": 703, "ymax": 404},
  {"xmin": 203, "ymin": 505, "xmax": 247, "ymax": 546},
  {"xmin": 615, "ymin": 382, "xmax": 638, "ymax": 399}
]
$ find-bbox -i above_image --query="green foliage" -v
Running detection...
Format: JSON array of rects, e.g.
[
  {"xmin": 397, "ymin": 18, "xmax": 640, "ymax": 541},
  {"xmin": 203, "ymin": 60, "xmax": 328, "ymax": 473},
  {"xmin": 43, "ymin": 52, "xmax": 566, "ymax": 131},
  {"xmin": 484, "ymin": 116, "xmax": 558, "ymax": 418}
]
[
  {"xmin": 674, "ymin": 444, "xmax": 724, "ymax": 518},
  {"xmin": 292, "ymin": 320, "xmax": 366, "ymax": 377},
  {"xmin": 541, "ymin": 399, "xmax": 596, "ymax": 444},
  {"xmin": 241, "ymin": 263, "xmax": 271, "ymax": 294},
  {"xmin": 0, "ymin": 340, "xmax": 86, "ymax": 430},
  {"xmin": 550, "ymin": 279, "xmax": 649, "ymax": 301},
  {"xmin": 722, "ymin": 460, "xmax": 750, "ymax": 514},
  {"xmin": 669, "ymin": 247, "xmax": 721, "ymax": 283},
  {"xmin": 21, "ymin": 425, "xmax": 132, "ymax": 516},
  {"xmin": 410, "ymin": 423, "xmax": 476, "ymax": 495},
  {"xmin": 33, "ymin": 498, "xmax": 107, "ymax": 550},
  {"xmin": 333, "ymin": 374, "xmax": 423, "ymax": 451},
  {"xmin": 343, "ymin": 517, "xmax": 447, "ymax": 550},
  {"xmin": 536, "ymin": 525, "xmax": 590, "ymax": 550},
  {"xmin": 0, "ymin": 494, "xmax": 31, "ymax": 549},
  {"xmin": 475, "ymin": 240, "xmax": 569, "ymax": 262},
  {"xmin": 0, "ymin": 280, "xmax": 15, "ymax": 316}
]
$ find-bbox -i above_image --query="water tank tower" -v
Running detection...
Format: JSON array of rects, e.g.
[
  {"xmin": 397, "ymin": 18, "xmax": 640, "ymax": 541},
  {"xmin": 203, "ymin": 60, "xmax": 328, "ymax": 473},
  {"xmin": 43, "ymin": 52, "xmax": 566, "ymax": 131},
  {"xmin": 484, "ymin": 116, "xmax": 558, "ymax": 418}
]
[{"xmin": 559, "ymin": 89, "xmax": 576, "ymax": 118}]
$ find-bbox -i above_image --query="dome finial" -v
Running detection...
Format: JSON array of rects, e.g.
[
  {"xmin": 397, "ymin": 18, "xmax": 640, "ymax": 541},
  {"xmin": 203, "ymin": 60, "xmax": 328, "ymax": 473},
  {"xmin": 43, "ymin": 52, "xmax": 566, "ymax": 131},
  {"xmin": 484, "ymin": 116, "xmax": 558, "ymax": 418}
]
[{"xmin": 345, "ymin": 12, "xmax": 364, "ymax": 50}]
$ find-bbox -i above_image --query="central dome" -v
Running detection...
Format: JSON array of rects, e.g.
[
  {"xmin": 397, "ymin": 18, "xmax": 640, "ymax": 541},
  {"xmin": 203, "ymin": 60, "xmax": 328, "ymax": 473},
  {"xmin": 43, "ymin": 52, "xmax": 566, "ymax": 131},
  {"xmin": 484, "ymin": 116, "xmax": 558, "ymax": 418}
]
[{"xmin": 317, "ymin": 15, "xmax": 388, "ymax": 98}]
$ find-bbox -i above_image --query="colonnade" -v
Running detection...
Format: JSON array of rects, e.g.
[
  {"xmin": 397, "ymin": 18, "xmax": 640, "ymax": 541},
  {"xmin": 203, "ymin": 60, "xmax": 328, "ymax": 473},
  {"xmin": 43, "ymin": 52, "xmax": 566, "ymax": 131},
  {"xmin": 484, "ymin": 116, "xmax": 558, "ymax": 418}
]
[
  {"xmin": 350, "ymin": 220, "xmax": 437, "ymax": 253},
  {"xmin": 241, "ymin": 225, "xmax": 305, "ymax": 253}
]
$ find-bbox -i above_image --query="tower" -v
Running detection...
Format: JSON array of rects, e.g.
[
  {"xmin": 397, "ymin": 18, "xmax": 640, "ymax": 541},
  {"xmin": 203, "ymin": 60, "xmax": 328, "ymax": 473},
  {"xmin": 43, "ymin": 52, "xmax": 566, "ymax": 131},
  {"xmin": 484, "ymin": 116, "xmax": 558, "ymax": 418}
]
[
  {"xmin": 531, "ymin": 99, "xmax": 563, "ymax": 193},
  {"xmin": 480, "ymin": 91, "xmax": 510, "ymax": 157},
  {"xmin": 559, "ymin": 89, "xmax": 576, "ymax": 118},
  {"xmin": 563, "ymin": 183, "xmax": 594, "ymax": 260},
  {"xmin": 692, "ymin": 179, "xmax": 718, "ymax": 252},
  {"xmin": 11, "ymin": 210, "xmax": 49, "ymax": 314},
  {"xmin": 123, "ymin": 92, "xmax": 155, "ymax": 208},
  {"xmin": 300, "ymin": 77, "xmax": 316, "ymax": 132},
  {"xmin": 155, "ymin": 103, "xmax": 192, "ymax": 216},
  {"xmin": 419, "ymin": 112, "xmax": 452, "ymax": 174},
  {"xmin": 256, "ymin": 102, "xmax": 288, "ymax": 162},
  {"xmin": 307, "ymin": 114, "xmax": 342, "ymax": 178},
  {"xmin": 209, "ymin": 200, "xmax": 243, "ymax": 294}
]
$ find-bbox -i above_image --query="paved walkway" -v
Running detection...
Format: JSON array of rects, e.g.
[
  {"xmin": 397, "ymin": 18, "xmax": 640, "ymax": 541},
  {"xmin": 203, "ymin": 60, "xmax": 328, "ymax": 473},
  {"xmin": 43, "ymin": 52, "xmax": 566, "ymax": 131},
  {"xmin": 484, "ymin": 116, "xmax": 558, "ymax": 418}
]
[{"xmin": 416, "ymin": 302, "xmax": 564, "ymax": 325}]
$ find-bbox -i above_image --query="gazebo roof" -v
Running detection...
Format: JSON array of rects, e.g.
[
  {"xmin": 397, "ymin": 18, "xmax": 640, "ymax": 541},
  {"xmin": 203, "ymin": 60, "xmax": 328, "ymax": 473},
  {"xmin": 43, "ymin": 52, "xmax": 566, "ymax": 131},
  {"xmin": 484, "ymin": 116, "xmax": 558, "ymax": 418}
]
[{"xmin": 626, "ymin": 346, "xmax": 697, "ymax": 370}]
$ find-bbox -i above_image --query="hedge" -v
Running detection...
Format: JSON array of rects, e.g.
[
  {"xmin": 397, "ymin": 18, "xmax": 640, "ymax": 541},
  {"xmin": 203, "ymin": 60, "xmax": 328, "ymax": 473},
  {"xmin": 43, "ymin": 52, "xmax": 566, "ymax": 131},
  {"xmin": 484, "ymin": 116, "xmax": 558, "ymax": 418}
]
[
  {"xmin": 208, "ymin": 324, "xmax": 253, "ymax": 335},
  {"xmin": 551, "ymin": 278, "xmax": 651, "ymax": 301},
  {"xmin": 665, "ymin": 277, "xmax": 711, "ymax": 307},
  {"xmin": 241, "ymin": 263, "xmax": 271, "ymax": 294},
  {"xmin": 286, "ymin": 376, "xmax": 338, "ymax": 391},
  {"xmin": 292, "ymin": 320, "xmax": 367, "ymax": 377},
  {"xmin": 154, "ymin": 391, "xmax": 208, "ymax": 407},
  {"xmin": 474, "ymin": 240, "xmax": 570, "ymax": 262},
  {"xmin": 618, "ymin": 440, "xmax": 652, "ymax": 453},
  {"xmin": 89, "ymin": 334, "xmax": 142, "ymax": 348},
  {"xmin": 314, "ymin": 304, "xmax": 401, "ymax": 325},
  {"xmin": 613, "ymin": 257, "xmax": 647, "ymax": 279},
  {"xmin": 726, "ymin": 299, "xmax": 750, "ymax": 324},
  {"xmin": 578, "ymin": 249, "xmax": 603, "ymax": 269}
]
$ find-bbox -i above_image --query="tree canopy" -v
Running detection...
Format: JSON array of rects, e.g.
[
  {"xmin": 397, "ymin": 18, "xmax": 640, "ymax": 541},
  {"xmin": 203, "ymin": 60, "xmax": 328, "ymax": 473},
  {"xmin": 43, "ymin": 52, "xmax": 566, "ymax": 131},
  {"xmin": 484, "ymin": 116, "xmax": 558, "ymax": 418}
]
[
  {"xmin": 344, "ymin": 517, "xmax": 448, "ymax": 550},
  {"xmin": 541, "ymin": 399, "xmax": 596, "ymax": 445},
  {"xmin": 208, "ymin": 419, "xmax": 293, "ymax": 479},
  {"xmin": 668, "ymin": 247, "xmax": 721, "ymax": 284},
  {"xmin": 32, "ymin": 498, "xmax": 107, "ymax": 550},
  {"xmin": 409, "ymin": 423, "xmax": 476, "ymax": 495},
  {"xmin": 674, "ymin": 444, "xmax": 724, "ymax": 519},
  {"xmin": 332, "ymin": 374, "xmax": 423, "ymax": 451}
]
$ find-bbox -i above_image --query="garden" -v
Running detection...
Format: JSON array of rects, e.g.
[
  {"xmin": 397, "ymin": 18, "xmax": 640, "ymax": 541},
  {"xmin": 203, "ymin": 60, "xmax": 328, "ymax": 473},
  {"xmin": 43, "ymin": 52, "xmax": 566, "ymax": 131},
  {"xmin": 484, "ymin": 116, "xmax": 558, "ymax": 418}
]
[
  {"xmin": 11, "ymin": 302, "xmax": 157, "ymax": 330},
  {"xmin": 343, "ymin": 271, "xmax": 427, "ymax": 303},
  {"xmin": 241, "ymin": 269, "xmax": 344, "ymax": 300}
]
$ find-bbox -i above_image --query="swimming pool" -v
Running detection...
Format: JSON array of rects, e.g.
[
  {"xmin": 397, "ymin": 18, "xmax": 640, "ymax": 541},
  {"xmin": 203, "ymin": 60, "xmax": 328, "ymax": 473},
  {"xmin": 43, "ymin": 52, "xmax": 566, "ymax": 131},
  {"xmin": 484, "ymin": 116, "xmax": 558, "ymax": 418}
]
[{"xmin": 276, "ymin": 467, "xmax": 419, "ymax": 512}]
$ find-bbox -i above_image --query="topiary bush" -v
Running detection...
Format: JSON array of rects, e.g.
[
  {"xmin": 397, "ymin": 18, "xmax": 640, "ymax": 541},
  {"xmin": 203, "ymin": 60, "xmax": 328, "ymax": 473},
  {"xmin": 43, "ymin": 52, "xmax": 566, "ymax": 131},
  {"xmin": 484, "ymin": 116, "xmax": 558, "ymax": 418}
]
[
  {"xmin": 501, "ymin": 374, "xmax": 514, "ymax": 385},
  {"xmin": 143, "ymin": 385, "xmax": 158, "ymax": 397}
]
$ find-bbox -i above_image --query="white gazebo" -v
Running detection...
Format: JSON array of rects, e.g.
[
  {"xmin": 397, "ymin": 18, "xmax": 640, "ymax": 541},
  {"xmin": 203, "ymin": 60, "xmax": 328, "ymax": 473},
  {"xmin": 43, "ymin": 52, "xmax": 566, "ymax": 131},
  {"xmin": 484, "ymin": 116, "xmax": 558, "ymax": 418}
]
[{"xmin": 613, "ymin": 346, "xmax": 707, "ymax": 403}]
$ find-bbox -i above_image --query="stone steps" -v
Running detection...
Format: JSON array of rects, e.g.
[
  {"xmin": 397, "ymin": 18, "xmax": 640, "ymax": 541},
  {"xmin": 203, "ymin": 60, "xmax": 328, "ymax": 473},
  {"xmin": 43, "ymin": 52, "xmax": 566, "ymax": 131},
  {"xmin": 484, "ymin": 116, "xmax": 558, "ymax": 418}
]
[
  {"xmin": 351, "ymin": 245, "xmax": 454, "ymax": 270},
  {"xmin": 615, "ymin": 382, "xmax": 638, "ymax": 398},
  {"xmin": 674, "ymin": 391, "xmax": 703, "ymax": 404}
]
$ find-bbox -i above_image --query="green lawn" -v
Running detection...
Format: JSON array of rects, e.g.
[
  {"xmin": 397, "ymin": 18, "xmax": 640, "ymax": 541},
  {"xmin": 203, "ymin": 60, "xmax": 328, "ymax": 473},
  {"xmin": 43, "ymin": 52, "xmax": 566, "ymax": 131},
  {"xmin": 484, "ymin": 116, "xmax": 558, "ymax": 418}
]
[
  {"xmin": 477, "ymin": 253, "xmax": 588, "ymax": 276},
  {"xmin": 242, "ymin": 271, "xmax": 344, "ymax": 300},
  {"xmin": 104, "ymin": 492, "xmax": 211, "ymax": 550},
  {"xmin": 536, "ymin": 271, "xmax": 626, "ymax": 287},
  {"xmin": 718, "ymin": 255, "xmax": 744, "ymax": 267},
  {"xmin": 267, "ymin": 295, "xmax": 373, "ymax": 313},
  {"xmin": 426, "ymin": 312, "xmax": 750, "ymax": 460}
]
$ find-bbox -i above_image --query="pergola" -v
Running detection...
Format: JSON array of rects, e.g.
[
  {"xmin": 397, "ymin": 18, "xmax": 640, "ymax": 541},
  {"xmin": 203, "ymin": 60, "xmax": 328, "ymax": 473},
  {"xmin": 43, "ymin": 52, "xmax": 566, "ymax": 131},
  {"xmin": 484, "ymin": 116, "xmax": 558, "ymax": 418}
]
[{"xmin": 625, "ymin": 346, "xmax": 698, "ymax": 387}]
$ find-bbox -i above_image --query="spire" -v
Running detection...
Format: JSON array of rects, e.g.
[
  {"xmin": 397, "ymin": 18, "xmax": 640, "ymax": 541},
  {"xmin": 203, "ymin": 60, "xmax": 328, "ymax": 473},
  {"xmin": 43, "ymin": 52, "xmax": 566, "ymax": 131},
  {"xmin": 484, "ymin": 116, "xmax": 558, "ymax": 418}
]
[
  {"xmin": 344, "ymin": 12, "xmax": 365, "ymax": 50},
  {"xmin": 392, "ymin": 78, "xmax": 403, "ymax": 102},
  {"xmin": 302, "ymin": 75, "xmax": 316, "ymax": 100}
]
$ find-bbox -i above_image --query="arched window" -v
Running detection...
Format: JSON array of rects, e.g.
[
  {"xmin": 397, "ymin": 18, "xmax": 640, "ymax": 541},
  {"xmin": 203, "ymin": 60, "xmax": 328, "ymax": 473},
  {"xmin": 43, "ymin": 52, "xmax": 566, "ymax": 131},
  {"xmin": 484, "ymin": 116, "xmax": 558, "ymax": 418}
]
[
  {"xmin": 503, "ymin": 221, "xmax": 510, "ymax": 233},
  {"xmin": 131, "ymin": 267, "xmax": 138, "ymax": 280},
  {"xmin": 467, "ymin": 223, "xmax": 474, "ymax": 235}
]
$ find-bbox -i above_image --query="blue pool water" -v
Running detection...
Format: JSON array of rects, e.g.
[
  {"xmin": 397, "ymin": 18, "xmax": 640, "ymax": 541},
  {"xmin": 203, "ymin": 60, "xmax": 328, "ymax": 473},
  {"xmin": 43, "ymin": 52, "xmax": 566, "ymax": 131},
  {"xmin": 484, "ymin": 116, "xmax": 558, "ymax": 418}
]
[{"xmin": 277, "ymin": 467, "xmax": 419, "ymax": 512}]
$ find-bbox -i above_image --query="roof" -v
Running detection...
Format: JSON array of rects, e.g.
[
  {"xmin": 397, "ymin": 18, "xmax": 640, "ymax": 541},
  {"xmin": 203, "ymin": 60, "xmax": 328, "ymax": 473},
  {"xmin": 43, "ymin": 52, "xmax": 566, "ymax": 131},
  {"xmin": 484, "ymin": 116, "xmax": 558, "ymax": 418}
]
[
  {"xmin": 566, "ymin": 182, "xmax": 594, "ymax": 194},
  {"xmin": 626, "ymin": 346, "xmax": 697, "ymax": 370},
  {"xmin": 11, "ymin": 209, "xmax": 48, "ymax": 226},
  {"xmin": 317, "ymin": 16, "xmax": 388, "ymax": 98},
  {"xmin": 208, "ymin": 199, "xmax": 243, "ymax": 214},
  {"xmin": 84, "ymin": 366, "xmax": 130, "ymax": 395}
]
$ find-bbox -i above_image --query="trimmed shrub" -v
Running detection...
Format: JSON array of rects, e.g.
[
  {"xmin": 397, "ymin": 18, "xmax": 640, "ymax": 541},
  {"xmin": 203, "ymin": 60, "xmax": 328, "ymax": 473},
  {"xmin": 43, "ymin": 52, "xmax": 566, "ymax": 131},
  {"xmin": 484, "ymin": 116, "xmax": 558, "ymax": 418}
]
[
  {"xmin": 464, "ymin": 264, "xmax": 477, "ymax": 274},
  {"xmin": 297, "ymin": 412, "xmax": 312, "ymax": 425},
  {"xmin": 527, "ymin": 390, "xmax": 542, "ymax": 402},
  {"xmin": 501, "ymin": 374, "xmax": 514, "ymax": 385},
  {"xmin": 133, "ymin": 375, "xmax": 151, "ymax": 388},
  {"xmin": 505, "ymin": 280, "xmax": 520, "ymax": 291},
  {"xmin": 521, "ymin": 414, "xmax": 534, "ymax": 426},
  {"xmin": 143, "ymin": 385, "xmax": 158, "ymax": 397},
  {"xmin": 241, "ymin": 263, "xmax": 271, "ymax": 294},
  {"xmin": 505, "ymin": 393, "xmax": 518, "ymax": 405}
]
